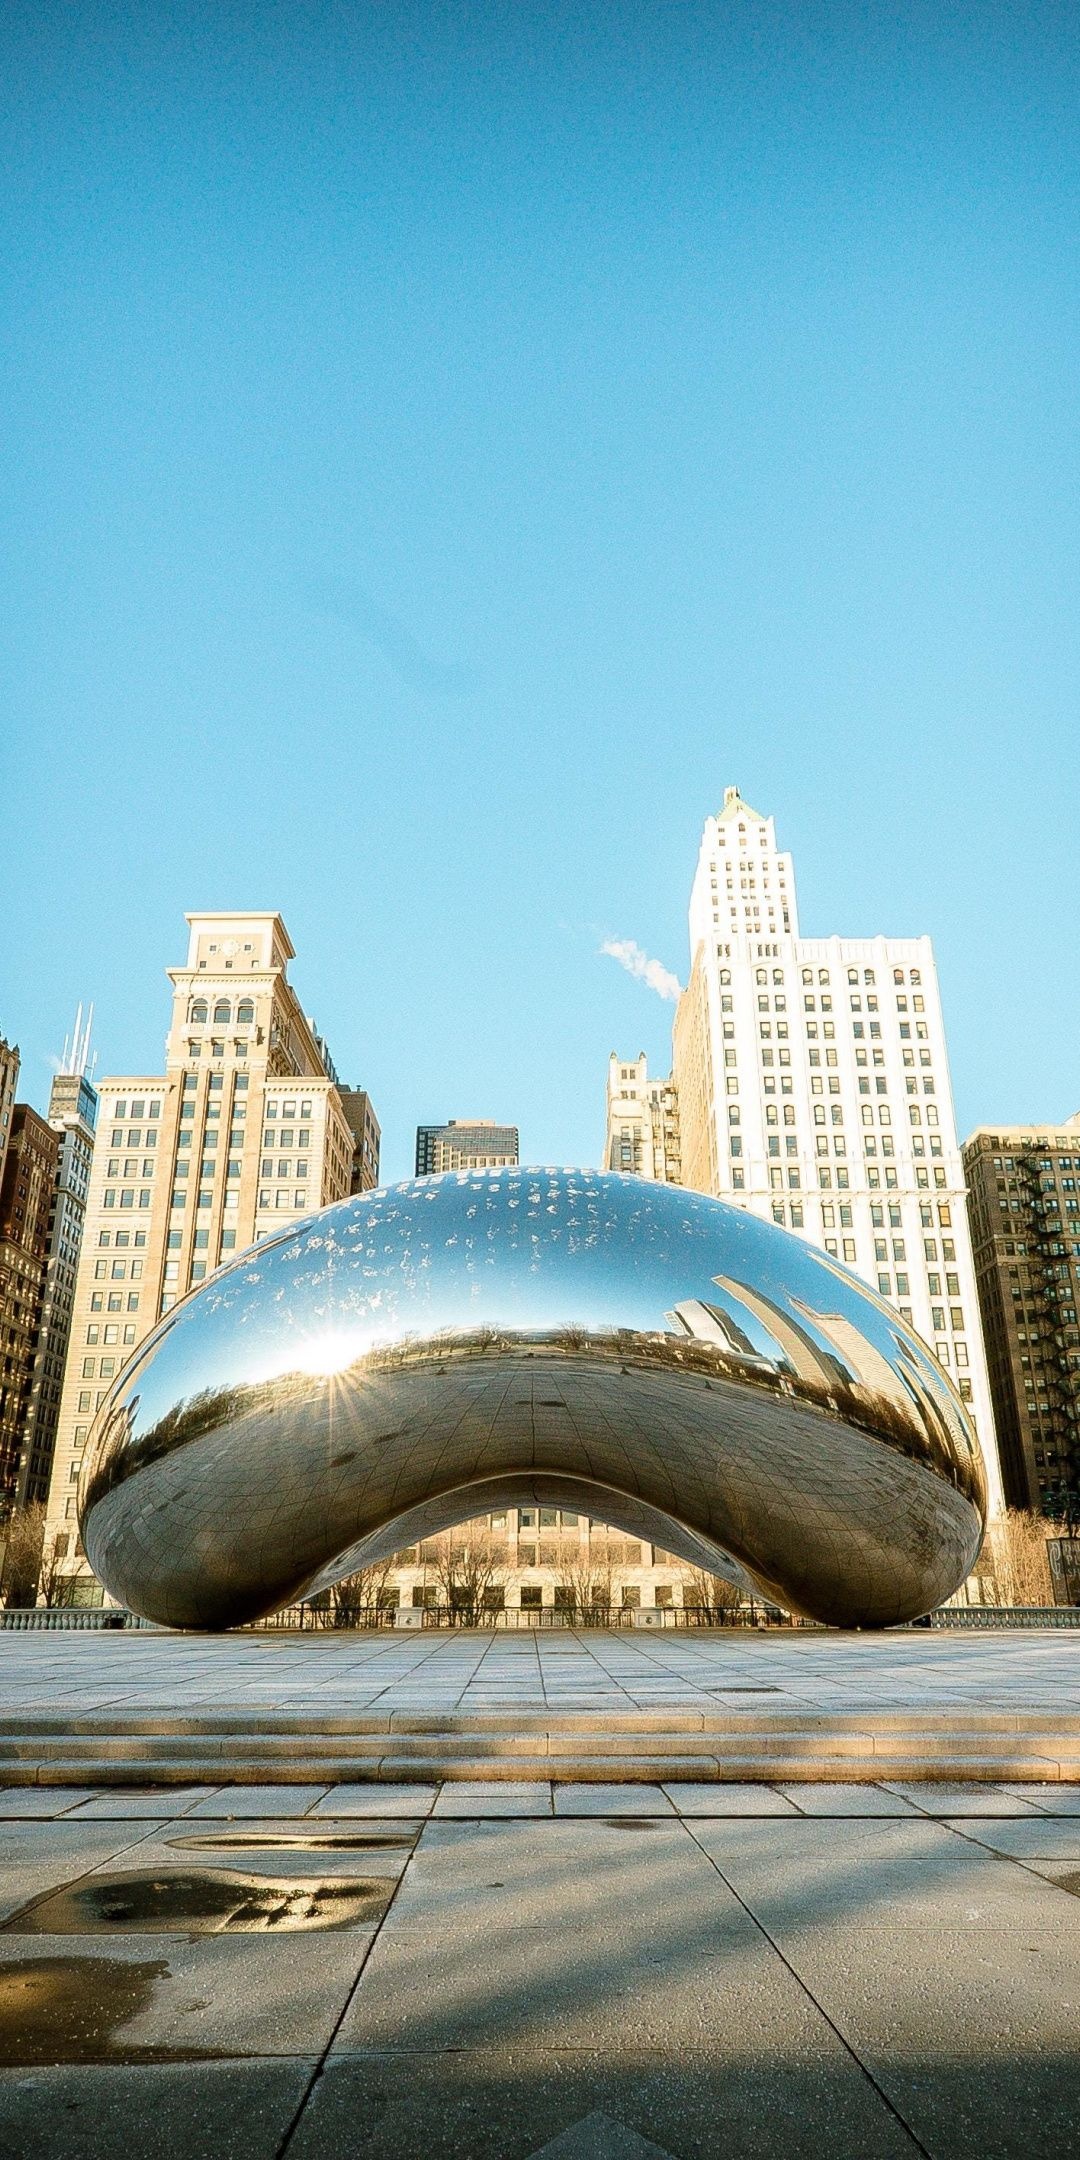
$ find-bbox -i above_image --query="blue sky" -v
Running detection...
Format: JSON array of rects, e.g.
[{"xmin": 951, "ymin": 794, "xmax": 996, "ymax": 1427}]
[{"xmin": 4, "ymin": 2, "xmax": 1079, "ymax": 1181}]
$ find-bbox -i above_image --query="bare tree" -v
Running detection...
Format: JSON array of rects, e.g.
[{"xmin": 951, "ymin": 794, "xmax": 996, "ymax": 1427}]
[
  {"xmin": 552, "ymin": 1526, "xmax": 622, "ymax": 1621},
  {"xmin": 425, "ymin": 1524, "xmax": 507, "ymax": 1625},
  {"xmin": 985, "ymin": 1511, "xmax": 1053, "ymax": 1608},
  {"xmin": 38, "ymin": 1531, "xmax": 80, "ymax": 1610},
  {"xmin": 684, "ymin": 1565, "xmax": 742, "ymax": 1625},
  {"xmin": 330, "ymin": 1555, "xmax": 399, "ymax": 1627},
  {"xmin": 0, "ymin": 1503, "xmax": 46, "ymax": 1608}
]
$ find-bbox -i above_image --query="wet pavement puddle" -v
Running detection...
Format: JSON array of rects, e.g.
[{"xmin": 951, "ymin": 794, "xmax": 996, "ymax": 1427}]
[
  {"xmin": 167, "ymin": 1828, "xmax": 416, "ymax": 1851},
  {"xmin": 0, "ymin": 1956, "xmax": 175, "ymax": 2065},
  {"xmin": 3, "ymin": 1867, "xmax": 393, "ymax": 1934}
]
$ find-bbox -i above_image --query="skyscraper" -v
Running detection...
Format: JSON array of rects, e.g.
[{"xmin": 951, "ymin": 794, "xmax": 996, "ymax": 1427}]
[
  {"xmin": 43, "ymin": 912, "xmax": 362, "ymax": 1592},
  {"xmin": 16, "ymin": 1017, "xmax": 98, "ymax": 1508},
  {"xmin": 963, "ymin": 1117, "xmax": 1080, "ymax": 1515},
  {"xmin": 0, "ymin": 1036, "xmax": 18, "ymax": 1186},
  {"xmin": 415, "ymin": 1119, "xmax": 519, "ymax": 1175},
  {"xmin": 603, "ymin": 1054, "xmax": 681, "ymax": 1183},
  {"xmin": 0, "ymin": 1103, "xmax": 59, "ymax": 1502},
  {"xmin": 620, "ymin": 785, "xmax": 1002, "ymax": 1511},
  {"xmin": 338, "ymin": 1088, "xmax": 382, "ymax": 1193}
]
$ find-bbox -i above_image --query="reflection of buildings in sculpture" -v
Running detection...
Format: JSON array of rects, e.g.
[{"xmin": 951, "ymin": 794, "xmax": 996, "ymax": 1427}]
[
  {"xmin": 666, "ymin": 1298, "xmax": 767, "ymax": 1364},
  {"xmin": 44, "ymin": 912, "xmax": 370, "ymax": 1593},
  {"xmin": 791, "ymin": 1300, "xmax": 908, "ymax": 1406},
  {"xmin": 711, "ymin": 1274, "xmax": 849, "ymax": 1391},
  {"xmin": 374, "ymin": 1505, "xmax": 703, "ymax": 1619},
  {"xmin": 605, "ymin": 1054, "xmax": 681, "ymax": 1183},
  {"xmin": 624, "ymin": 781, "xmax": 1007, "ymax": 1514},
  {"xmin": 415, "ymin": 1120, "xmax": 519, "ymax": 1175}
]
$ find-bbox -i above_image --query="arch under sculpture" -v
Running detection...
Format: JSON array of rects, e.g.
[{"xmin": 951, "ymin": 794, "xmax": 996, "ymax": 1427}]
[{"xmin": 79, "ymin": 1169, "xmax": 987, "ymax": 1631}]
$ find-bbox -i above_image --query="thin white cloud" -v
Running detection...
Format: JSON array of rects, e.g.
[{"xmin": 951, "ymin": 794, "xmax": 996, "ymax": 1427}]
[{"xmin": 600, "ymin": 938, "xmax": 683, "ymax": 1003}]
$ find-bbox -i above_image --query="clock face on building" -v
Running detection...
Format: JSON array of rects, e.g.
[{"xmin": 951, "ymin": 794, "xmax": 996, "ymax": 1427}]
[{"xmin": 221, "ymin": 939, "xmax": 239, "ymax": 959}]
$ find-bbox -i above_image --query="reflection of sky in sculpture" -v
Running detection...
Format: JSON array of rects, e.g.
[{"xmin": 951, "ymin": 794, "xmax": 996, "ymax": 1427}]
[{"xmin": 110, "ymin": 1167, "xmax": 974, "ymax": 1465}]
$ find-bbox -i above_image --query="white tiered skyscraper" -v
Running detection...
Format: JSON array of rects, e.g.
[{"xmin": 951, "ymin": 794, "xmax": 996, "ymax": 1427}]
[{"xmin": 619, "ymin": 786, "xmax": 1003, "ymax": 1514}]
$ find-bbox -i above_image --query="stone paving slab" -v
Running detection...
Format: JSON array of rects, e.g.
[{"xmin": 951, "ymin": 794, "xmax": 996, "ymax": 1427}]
[
  {"xmin": 685, "ymin": 1816, "xmax": 1080, "ymax": 1932},
  {"xmin": 0, "ymin": 2061, "xmax": 316, "ymax": 2160},
  {"xmin": 0, "ymin": 1819, "xmax": 169, "ymax": 1926},
  {"xmin": 944, "ymin": 1818, "xmax": 1080, "ymax": 1860},
  {"xmin": 553, "ymin": 1784, "xmax": 675, "ymax": 1815},
  {"xmin": 184, "ymin": 1786, "xmax": 331, "ymax": 1817},
  {"xmin": 308, "ymin": 1783, "xmax": 437, "ymax": 1816},
  {"xmin": 285, "ymin": 2047, "xmax": 919, "ymax": 2160},
  {"xmin": 772, "ymin": 1926, "xmax": 1080, "ymax": 2160},
  {"xmin": 663, "ymin": 1783, "xmax": 801, "ymax": 1816},
  {"xmin": 7, "ymin": 1777, "xmax": 1080, "ymax": 1821}
]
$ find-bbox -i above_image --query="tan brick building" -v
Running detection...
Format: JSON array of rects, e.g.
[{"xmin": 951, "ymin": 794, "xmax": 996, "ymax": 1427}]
[{"xmin": 44, "ymin": 912, "xmax": 366, "ymax": 1592}]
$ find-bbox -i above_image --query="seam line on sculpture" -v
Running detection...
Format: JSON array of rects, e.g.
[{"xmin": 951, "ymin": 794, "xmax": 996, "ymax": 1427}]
[
  {"xmin": 682, "ymin": 1821, "xmax": 934, "ymax": 2158},
  {"xmin": 273, "ymin": 1797, "xmax": 432, "ymax": 2158}
]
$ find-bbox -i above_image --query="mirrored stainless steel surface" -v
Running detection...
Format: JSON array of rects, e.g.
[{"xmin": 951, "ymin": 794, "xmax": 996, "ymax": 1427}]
[{"xmin": 79, "ymin": 1168, "xmax": 987, "ymax": 1630}]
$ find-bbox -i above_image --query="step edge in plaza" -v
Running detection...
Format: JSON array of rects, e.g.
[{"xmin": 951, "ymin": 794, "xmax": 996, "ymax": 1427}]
[
  {"xmin": 4, "ymin": 1726, "xmax": 1077, "ymax": 1764},
  {"xmin": 6, "ymin": 1748, "xmax": 1075, "ymax": 1786},
  {"xmin": 1, "ymin": 1708, "xmax": 1077, "ymax": 1736}
]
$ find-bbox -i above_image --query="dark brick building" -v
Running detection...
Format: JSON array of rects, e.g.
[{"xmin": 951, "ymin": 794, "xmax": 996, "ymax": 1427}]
[
  {"xmin": 963, "ymin": 1117, "xmax": 1080, "ymax": 1515},
  {"xmin": 0, "ymin": 1106, "xmax": 60, "ymax": 1500}
]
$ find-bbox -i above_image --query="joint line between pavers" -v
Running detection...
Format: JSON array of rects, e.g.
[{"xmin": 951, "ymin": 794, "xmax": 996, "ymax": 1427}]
[
  {"xmin": 681, "ymin": 1821, "xmax": 934, "ymax": 2159},
  {"xmin": 272, "ymin": 1803, "xmax": 426, "ymax": 2158}
]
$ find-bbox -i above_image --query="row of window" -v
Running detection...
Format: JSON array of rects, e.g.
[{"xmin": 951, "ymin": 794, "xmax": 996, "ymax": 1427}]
[
  {"xmin": 718, "ymin": 966, "xmax": 924, "ymax": 990},
  {"xmin": 733, "ymin": 1162, "xmax": 952, "ymax": 1196},
  {"xmin": 188, "ymin": 999, "xmax": 256, "ymax": 1025},
  {"xmin": 84, "ymin": 1323, "xmax": 137, "ymax": 1347},
  {"xmin": 186, "ymin": 1038, "xmax": 248, "ymax": 1059}
]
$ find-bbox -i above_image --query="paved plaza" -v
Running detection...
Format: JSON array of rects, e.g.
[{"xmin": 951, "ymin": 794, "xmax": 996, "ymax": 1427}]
[
  {"xmin": 1, "ymin": 1774, "xmax": 1080, "ymax": 2157},
  {"xmin": 1, "ymin": 1630, "xmax": 1079, "ymax": 2155},
  {"xmin": 2, "ymin": 1622, "xmax": 1079, "ymax": 1716}
]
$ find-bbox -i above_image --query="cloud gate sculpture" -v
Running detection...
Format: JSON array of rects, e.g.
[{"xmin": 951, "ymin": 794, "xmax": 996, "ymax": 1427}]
[{"xmin": 79, "ymin": 1168, "xmax": 987, "ymax": 1631}]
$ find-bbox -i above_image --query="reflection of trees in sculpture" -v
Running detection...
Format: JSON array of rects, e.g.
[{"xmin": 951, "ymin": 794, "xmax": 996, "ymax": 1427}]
[{"xmin": 424, "ymin": 1526, "xmax": 507, "ymax": 1623}]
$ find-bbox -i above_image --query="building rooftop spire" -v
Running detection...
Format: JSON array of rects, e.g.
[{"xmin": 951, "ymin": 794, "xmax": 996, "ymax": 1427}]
[{"xmin": 59, "ymin": 1003, "xmax": 95, "ymax": 1078}]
